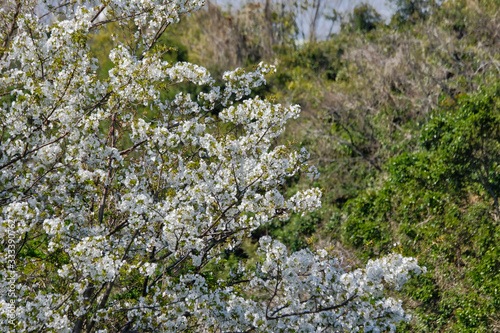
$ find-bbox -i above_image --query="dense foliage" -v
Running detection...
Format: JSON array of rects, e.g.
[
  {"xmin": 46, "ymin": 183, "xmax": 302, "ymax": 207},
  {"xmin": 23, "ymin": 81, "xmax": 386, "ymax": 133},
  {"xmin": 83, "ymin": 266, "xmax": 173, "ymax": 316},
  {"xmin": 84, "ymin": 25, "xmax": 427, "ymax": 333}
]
[
  {"xmin": 0, "ymin": 0, "xmax": 427, "ymax": 332},
  {"xmin": 2, "ymin": 0, "xmax": 499, "ymax": 331}
]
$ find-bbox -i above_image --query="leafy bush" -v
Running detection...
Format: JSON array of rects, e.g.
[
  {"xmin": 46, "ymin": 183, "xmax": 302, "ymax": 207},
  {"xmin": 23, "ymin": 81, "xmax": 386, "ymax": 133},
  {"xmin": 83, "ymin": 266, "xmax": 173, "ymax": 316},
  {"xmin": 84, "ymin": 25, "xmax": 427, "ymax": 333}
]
[{"xmin": 340, "ymin": 85, "xmax": 500, "ymax": 331}]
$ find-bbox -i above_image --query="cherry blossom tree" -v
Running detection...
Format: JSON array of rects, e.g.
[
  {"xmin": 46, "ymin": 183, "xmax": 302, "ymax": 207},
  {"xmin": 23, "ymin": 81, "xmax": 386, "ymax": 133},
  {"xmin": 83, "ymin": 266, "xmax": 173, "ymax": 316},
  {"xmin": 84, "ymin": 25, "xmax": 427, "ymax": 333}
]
[{"xmin": 0, "ymin": 0, "xmax": 424, "ymax": 332}]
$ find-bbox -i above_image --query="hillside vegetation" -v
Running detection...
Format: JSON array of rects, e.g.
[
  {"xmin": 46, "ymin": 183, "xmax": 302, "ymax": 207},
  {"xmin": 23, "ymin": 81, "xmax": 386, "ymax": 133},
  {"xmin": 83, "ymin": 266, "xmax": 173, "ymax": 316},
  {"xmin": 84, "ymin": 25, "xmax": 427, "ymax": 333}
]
[{"xmin": 89, "ymin": 0, "xmax": 500, "ymax": 331}]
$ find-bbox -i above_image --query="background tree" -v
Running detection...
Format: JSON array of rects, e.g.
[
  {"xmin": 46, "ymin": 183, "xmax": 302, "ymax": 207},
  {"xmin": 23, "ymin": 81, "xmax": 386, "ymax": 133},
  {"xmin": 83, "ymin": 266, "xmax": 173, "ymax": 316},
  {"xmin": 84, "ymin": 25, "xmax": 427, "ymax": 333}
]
[
  {"xmin": 389, "ymin": 0, "xmax": 435, "ymax": 25},
  {"xmin": 345, "ymin": 3, "xmax": 382, "ymax": 33}
]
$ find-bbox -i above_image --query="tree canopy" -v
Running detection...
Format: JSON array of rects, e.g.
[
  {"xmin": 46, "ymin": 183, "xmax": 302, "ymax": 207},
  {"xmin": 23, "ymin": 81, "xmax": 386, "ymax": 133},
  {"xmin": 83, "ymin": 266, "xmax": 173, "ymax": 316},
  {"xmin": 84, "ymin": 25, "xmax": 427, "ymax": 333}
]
[{"xmin": 0, "ymin": 1, "xmax": 424, "ymax": 332}]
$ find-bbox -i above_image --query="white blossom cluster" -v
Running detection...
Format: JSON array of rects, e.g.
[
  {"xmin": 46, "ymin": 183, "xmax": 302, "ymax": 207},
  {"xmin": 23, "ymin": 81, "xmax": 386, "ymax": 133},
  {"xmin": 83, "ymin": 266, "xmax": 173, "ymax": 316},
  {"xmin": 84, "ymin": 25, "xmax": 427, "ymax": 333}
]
[{"xmin": 0, "ymin": 1, "xmax": 423, "ymax": 332}]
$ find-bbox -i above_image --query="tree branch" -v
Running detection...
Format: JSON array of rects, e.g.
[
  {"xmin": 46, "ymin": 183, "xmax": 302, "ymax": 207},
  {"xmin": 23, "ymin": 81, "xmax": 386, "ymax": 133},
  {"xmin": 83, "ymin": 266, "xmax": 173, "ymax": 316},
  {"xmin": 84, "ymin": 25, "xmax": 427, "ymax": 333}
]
[{"xmin": 266, "ymin": 294, "xmax": 357, "ymax": 320}]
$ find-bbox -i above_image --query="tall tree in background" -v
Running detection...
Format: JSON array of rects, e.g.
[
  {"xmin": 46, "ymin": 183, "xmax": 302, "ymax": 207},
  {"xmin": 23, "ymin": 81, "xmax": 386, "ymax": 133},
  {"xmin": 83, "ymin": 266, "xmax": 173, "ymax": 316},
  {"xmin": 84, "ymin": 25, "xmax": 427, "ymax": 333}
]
[{"xmin": 346, "ymin": 3, "xmax": 382, "ymax": 33}]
